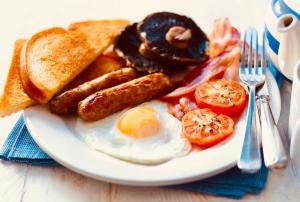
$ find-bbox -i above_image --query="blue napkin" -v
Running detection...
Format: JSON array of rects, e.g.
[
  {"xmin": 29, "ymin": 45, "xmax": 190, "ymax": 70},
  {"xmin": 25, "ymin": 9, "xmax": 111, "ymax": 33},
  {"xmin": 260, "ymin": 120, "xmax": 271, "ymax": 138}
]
[
  {"xmin": 172, "ymin": 165, "xmax": 268, "ymax": 198},
  {"xmin": 0, "ymin": 63, "xmax": 283, "ymax": 199},
  {"xmin": 0, "ymin": 116, "xmax": 57, "ymax": 166}
]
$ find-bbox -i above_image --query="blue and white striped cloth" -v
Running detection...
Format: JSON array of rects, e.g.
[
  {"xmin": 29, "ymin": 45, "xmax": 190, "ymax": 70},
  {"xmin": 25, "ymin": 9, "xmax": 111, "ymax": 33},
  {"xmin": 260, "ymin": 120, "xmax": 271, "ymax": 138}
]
[{"xmin": 0, "ymin": 63, "xmax": 283, "ymax": 199}]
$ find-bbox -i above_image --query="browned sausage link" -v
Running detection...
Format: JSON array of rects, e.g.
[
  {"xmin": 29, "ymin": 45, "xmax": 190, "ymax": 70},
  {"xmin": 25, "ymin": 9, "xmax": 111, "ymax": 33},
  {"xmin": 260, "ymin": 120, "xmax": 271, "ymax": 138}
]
[
  {"xmin": 49, "ymin": 68, "xmax": 137, "ymax": 115},
  {"xmin": 78, "ymin": 73, "xmax": 174, "ymax": 121}
]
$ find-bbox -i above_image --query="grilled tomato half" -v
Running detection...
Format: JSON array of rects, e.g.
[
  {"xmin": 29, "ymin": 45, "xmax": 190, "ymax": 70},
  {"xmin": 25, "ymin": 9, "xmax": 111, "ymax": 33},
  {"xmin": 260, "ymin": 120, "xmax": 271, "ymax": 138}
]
[
  {"xmin": 182, "ymin": 108, "xmax": 234, "ymax": 147},
  {"xmin": 195, "ymin": 79, "xmax": 247, "ymax": 115}
]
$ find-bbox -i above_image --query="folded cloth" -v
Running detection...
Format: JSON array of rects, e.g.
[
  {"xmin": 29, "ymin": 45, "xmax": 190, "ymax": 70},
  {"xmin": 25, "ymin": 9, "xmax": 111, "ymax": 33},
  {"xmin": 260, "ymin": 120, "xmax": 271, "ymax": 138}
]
[
  {"xmin": 173, "ymin": 164, "xmax": 268, "ymax": 199},
  {"xmin": 0, "ymin": 63, "xmax": 282, "ymax": 199},
  {"xmin": 0, "ymin": 116, "xmax": 57, "ymax": 166}
]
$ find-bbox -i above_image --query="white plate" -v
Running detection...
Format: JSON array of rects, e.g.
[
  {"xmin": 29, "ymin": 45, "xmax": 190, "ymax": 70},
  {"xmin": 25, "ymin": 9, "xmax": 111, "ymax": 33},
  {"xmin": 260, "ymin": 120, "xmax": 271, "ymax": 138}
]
[{"xmin": 23, "ymin": 69, "xmax": 281, "ymax": 186}]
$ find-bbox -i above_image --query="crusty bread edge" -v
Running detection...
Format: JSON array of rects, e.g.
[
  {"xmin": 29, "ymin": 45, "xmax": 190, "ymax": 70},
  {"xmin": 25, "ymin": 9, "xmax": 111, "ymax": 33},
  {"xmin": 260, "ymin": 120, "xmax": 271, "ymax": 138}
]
[
  {"xmin": 0, "ymin": 39, "xmax": 35, "ymax": 117},
  {"xmin": 68, "ymin": 19, "xmax": 130, "ymax": 30},
  {"xmin": 20, "ymin": 27, "xmax": 67, "ymax": 104}
]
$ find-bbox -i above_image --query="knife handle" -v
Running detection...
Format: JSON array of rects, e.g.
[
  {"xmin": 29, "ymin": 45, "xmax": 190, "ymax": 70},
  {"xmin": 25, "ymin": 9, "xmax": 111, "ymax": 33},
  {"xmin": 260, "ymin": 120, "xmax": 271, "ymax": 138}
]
[{"xmin": 258, "ymin": 95, "xmax": 288, "ymax": 169}]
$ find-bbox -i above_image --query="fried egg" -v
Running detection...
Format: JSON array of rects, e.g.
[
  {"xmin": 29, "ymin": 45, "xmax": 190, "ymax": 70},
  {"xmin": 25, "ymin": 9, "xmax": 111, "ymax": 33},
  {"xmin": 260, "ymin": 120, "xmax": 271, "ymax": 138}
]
[{"xmin": 75, "ymin": 100, "xmax": 191, "ymax": 164}]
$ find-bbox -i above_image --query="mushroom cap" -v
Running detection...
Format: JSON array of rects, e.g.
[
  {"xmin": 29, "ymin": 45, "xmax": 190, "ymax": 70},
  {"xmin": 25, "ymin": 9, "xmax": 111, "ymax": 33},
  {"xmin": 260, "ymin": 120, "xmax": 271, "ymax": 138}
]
[
  {"xmin": 114, "ymin": 23, "xmax": 167, "ymax": 73},
  {"xmin": 138, "ymin": 12, "xmax": 209, "ymax": 65}
]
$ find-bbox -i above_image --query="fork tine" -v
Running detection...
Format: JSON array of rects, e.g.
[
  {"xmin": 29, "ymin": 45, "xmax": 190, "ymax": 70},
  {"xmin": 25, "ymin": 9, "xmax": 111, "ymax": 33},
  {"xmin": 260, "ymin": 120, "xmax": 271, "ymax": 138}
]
[
  {"xmin": 247, "ymin": 28, "xmax": 253, "ymax": 74},
  {"xmin": 261, "ymin": 32, "xmax": 267, "ymax": 75},
  {"xmin": 240, "ymin": 30, "xmax": 248, "ymax": 74},
  {"xmin": 253, "ymin": 29, "xmax": 259, "ymax": 75}
]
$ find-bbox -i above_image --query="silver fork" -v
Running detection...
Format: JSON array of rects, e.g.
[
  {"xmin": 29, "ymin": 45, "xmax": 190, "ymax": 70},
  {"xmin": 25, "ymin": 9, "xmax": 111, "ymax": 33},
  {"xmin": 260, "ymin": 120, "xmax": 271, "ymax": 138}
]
[{"xmin": 238, "ymin": 28, "xmax": 265, "ymax": 173}]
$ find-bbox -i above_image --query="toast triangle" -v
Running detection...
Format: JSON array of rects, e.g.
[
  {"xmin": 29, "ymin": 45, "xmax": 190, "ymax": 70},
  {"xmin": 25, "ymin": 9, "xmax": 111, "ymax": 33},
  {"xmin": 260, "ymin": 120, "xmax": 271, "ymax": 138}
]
[
  {"xmin": 68, "ymin": 19, "xmax": 129, "ymax": 41},
  {"xmin": 0, "ymin": 39, "xmax": 35, "ymax": 117},
  {"xmin": 20, "ymin": 26, "xmax": 113, "ymax": 104}
]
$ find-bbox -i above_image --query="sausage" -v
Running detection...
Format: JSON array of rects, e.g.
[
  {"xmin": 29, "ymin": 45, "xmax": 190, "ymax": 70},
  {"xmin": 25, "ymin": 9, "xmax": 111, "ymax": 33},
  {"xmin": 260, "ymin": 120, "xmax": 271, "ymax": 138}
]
[
  {"xmin": 78, "ymin": 73, "xmax": 174, "ymax": 121},
  {"xmin": 49, "ymin": 68, "xmax": 137, "ymax": 115}
]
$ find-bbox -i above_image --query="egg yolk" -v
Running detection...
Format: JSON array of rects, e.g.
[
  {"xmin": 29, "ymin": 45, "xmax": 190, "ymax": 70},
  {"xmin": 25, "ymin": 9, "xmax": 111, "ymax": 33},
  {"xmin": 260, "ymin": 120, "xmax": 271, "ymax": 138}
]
[{"xmin": 117, "ymin": 107, "xmax": 161, "ymax": 138}]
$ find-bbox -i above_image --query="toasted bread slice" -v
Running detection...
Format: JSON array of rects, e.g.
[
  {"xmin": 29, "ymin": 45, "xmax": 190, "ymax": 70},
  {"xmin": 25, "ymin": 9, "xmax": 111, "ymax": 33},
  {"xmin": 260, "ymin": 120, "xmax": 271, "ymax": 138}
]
[
  {"xmin": 68, "ymin": 20, "xmax": 129, "ymax": 41},
  {"xmin": 0, "ymin": 40, "xmax": 35, "ymax": 117},
  {"xmin": 20, "ymin": 26, "xmax": 114, "ymax": 104},
  {"xmin": 21, "ymin": 20, "xmax": 129, "ymax": 104},
  {"xmin": 61, "ymin": 20, "xmax": 129, "ymax": 91}
]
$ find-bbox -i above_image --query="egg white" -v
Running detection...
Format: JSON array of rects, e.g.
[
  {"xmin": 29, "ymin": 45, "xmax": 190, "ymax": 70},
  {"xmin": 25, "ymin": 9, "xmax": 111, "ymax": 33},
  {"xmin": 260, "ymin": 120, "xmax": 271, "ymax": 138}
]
[{"xmin": 75, "ymin": 100, "xmax": 191, "ymax": 165}]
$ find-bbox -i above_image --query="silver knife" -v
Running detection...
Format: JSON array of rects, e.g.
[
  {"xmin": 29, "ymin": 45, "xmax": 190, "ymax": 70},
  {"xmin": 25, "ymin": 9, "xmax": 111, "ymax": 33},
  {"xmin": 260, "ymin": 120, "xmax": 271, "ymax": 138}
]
[{"xmin": 257, "ymin": 33, "xmax": 288, "ymax": 169}]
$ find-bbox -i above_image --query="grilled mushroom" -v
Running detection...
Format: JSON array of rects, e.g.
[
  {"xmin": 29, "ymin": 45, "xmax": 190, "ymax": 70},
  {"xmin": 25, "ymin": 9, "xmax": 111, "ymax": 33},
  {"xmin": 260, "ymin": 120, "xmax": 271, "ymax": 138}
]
[
  {"xmin": 138, "ymin": 12, "xmax": 209, "ymax": 65},
  {"xmin": 114, "ymin": 23, "xmax": 167, "ymax": 73}
]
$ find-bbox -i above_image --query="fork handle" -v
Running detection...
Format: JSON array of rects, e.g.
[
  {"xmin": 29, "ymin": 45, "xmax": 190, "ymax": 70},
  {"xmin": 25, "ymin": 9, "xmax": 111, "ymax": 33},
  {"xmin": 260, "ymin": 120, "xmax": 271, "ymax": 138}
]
[
  {"xmin": 258, "ymin": 95, "xmax": 288, "ymax": 169},
  {"xmin": 238, "ymin": 85, "xmax": 262, "ymax": 173}
]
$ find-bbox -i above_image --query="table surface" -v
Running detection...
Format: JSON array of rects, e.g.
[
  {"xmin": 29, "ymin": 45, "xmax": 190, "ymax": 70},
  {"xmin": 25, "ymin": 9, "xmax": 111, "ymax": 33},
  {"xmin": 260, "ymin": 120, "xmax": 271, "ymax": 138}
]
[{"xmin": 1, "ymin": 0, "xmax": 300, "ymax": 201}]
